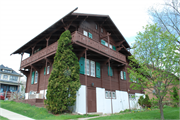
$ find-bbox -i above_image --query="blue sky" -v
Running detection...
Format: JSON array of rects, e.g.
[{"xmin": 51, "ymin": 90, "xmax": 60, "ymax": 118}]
[{"xmin": 0, "ymin": 0, "xmax": 164, "ymax": 81}]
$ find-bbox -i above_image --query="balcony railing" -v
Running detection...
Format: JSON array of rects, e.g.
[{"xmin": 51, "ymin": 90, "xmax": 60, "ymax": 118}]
[
  {"xmin": 71, "ymin": 31, "xmax": 126, "ymax": 63},
  {"xmin": 21, "ymin": 31, "xmax": 126, "ymax": 68}
]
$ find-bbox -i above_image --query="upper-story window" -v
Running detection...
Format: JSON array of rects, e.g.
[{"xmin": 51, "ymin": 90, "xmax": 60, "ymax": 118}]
[
  {"xmin": 83, "ymin": 30, "xmax": 88, "ymax": 36},
  {"xmin": 0, "ymin": 74, "xmax": 1, "ymax": 79},
  {"xmin": 101, "ymin": 28, "xmax": 103, "ymax": 33},
  {"xmin": 3, "ymin": 75, "xmax": 8, "ymax": 80},
  {"xmin": 108, "ymin": 66, "xmax": 113, "ymax": 76},
  {"xmin": 101, "ymin": 40, "xmax": 116, "ymax": 51},
  {"xmin": 120, "ymin": 71, "xmax": 126, "ymax": 80},
  {"xmin": 2, "ymin": 69, "xmax": 12, "ymax": 73},
  {"xmin": 34, "ymin": 71, "xmax": 38, "ymax": 83},
  {"xmin": 95, "ymin": 24, "xmax": 98, "ymax": 29},
  {"xmin": 10, "ymin": 76, "xmax": 18, "ymax": 81}
]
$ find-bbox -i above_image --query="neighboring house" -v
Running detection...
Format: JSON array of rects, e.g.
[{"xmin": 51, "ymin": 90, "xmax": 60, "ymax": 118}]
[
  {"xmin": 11, "ymin": 8, "xmax": 144, "ymax": 114},
  {"xmin": 0, "ymin": 64, "xmax": 23, "ymax": 99}
]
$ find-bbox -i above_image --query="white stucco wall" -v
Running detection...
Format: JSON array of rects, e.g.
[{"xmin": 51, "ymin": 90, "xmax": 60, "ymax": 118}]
[
  {"xmin": 25, "ymin": 93, "xmax": 28, "ymax": 99},
  {"xmin": 96, "ymin": 87, "xmax": 130, "ymax": 114},
  {"xmin": 69, "ymin": 85, "xmax": 86, "ymax": 114}
]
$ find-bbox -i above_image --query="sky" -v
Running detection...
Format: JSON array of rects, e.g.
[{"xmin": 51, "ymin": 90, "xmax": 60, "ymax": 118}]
[{"xmin": 0, "ymin": 0, "xmax": 164, "ymax": 81}]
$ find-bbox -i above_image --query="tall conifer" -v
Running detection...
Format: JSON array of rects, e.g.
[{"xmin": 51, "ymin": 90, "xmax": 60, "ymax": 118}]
[{"xmin": 45, "ymin": 30, "xmax": 81, "ymax": 114}]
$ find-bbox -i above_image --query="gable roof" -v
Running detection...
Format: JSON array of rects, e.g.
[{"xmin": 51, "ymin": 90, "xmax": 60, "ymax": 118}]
[
  {"xmin": 11, "ymin": 7, "xmax": 130, "ymax": 55},
  {"xmin": 0, "ymin": 64, "xmax": 22, "ymax": 77}
]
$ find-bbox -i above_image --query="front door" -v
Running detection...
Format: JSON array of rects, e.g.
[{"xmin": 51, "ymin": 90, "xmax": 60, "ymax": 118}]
[{"xmin": 88, "ymin": 87, "xmax": 96, "ymax": 112}]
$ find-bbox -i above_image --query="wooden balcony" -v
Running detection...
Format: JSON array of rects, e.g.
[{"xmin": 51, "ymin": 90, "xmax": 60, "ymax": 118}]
[
  {"xmin": 21, "ymin": 31, "xmax": 126, "ymax": 68},
  {"xmin": 71, "ymin": 31, "xmax": 126, "ymax": 63},
  {"xmin": 21, "ymin": 42, "xmax": 58, "ymax": 68}
]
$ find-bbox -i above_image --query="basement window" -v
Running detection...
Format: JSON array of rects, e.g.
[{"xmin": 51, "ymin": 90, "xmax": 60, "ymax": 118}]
[{"xmin": 105, "ymin": 91, "xmax": 116, "ymax": 99}]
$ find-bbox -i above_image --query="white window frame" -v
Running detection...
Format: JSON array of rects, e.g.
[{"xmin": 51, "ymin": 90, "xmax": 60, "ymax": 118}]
[
  {"xmin": 120, "ymin": 71, "xmax": 123, "ymax": 79},
  {"xmin": 105, "ymin": 42, "xmax": 108, "ymax": 47},
  {"xmin": 129, "ymin": 94, "xmax": 135, "ymax": 100},
  {"xmin": 83, "ymin": 30, "xmax": 88, "ymax": 36},
  {"xmin": 34, "ymin": 71, "xmax": 38, "ymax": 83},
  {"xmin": 90, "ymin": 61, "xmax": 95, "ymax": 77},
  {"xmin": 47, "ymin": 66, "xmax": 50, "ymax": 74},
  {"xmin": 86, "ymin": 59, "xmax": 90, "ymax": 76},
  {"xmin": 109, "ymin": 44, "xmax": 112, "ymax": 49},
  {"xmin": 85, "ymin": 59, "xmax": 95, "ymax": 77},
  {"xmin": 95, "ymin": 24, "xmax": 98, "ymax": 29},
  {"xmin": 105, "ymin": 91, "xmax": 116, "ymax": 99},
  {"xmin": 3, "ymin": 74, "xmax": 8, "ymax": 80}
]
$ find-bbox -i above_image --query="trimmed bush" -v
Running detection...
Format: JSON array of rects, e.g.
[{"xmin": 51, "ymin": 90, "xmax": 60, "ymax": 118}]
[{"xmin": 45, "ymin": 30, "xmax": 81, "ymax": 114}]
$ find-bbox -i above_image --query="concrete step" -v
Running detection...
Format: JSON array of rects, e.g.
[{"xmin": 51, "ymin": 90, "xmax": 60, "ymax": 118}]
[{"xmin": 87, "ymin": 112, "xmax": 103, "ymax": 115}]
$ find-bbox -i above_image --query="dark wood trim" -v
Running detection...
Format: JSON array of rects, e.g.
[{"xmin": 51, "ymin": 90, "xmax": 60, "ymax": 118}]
[
  {"xmin": 78, "ymin": 48, "xmax": 88, "ymax": 61},
  {"xmin": 100, "ymin": 17, "xmax": 108, "ymax": 26},
  {"xmin": 116, "ymin": 40, "xmax": 125, "ymax": 47},
  {"xmin": 117, "ymin": 47, "xmax": 123, "ymax": 51},
  {"xmin": 108, "ymin": 60, "xmax": 113, "ymax": 114},
  {"xmin": 100, "ymin": 33, "xmax": 111, "ymax": 39}
]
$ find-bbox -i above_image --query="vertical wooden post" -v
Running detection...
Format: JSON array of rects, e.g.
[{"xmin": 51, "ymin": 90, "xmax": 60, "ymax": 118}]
[
  {"xmin": 107, "ymin": 32, "xmax": 110, "ymax": 48},
  {"xmin": 43, "ymin": 59, "xmax": 47, "ymax": 99},
  {"xmin": 85, "ymin": 50, "xmax": 87, "ymax": 115},
  {"xmin": 31, "ymin": 47, "xmax": 35, "ymax": 55},
  {"xmin": 29, "ymin": 66, "xmax": 33, "ymax": 98},
  {"xmin": 19, "ymin": 52, "xmax": 24, "ymax": 70},
  {"xmin": 108, "ymin": 60, "xmax": 113, "ymax": 114}
]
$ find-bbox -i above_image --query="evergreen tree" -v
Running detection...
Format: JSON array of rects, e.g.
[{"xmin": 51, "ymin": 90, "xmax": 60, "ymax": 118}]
[{"xmin": 45, "ymin": 30, "xmax": 81, "ymax": 114}]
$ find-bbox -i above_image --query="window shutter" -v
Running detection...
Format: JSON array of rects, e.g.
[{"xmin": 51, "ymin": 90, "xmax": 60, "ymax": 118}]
[
  {"xmin": 113, "ymin": 46, "xmax": 116, "ymax": 51},
  {"xmin": 44, "ymin": 67, "xmax": 46, "ymax": 75},
  {"xmin": 96, "ymin": 62, "xmax": 100, "ymax": 78},
  {"xmin": 79, "ymin": 57, "xmax": 85, "ymax": 74},
  {"xmin": 101, "ymin": 40, "xmax": 105, "ymax": 45},
  {"xmin": 31, "ymin": 71, "xmax": 35, "ymax": 84},
  {"xmin": 124, "ymin": 71, "xmax": 126, "ymax": 80},
  {"xmin": 108, "ymin": 66, "xmax": 113, "ymax": 76},
  {"xmin": 88, "ymin": 32, "xmax": 93, "ymax": 39}
]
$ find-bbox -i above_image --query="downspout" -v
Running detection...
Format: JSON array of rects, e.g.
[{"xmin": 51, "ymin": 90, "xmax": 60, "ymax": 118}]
[
  {"xmin": 108, "ymin": 60, "xmax": 113, "ymax": 114},
  {"xmin": 85, "ymin": 50, "xmax": 87, "ymax": 115}
]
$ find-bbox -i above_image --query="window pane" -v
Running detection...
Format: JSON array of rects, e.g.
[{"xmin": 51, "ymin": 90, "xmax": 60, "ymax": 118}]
[
  {"xmin": 109, "ymin": 44, "xmax": 112, "ymax": 49},
  {"xmin": 105, "ymin": 91, "xmax": 108, "ymax": 98},
  {"xmin": 83, "ymin": 30, "xmax": 88, "ymax": 36},
  {"xmin": 109, "ymin": 91, "xmax": 111, "ymax": 98},
  {"xmin": 121, "ymin": 71, "xmax": 123, "ymax": 79},
  {"xmin": 112, "ymin": 92, "xmax": 116, "ymax": 98},
  {"xmin": 86, "ymin": 59, "xmax": 90, "ymax": 75},
  {"xmin": 91, "ymin": 61, "xmax": 95, "ymax": 77},
  {"xmin": 34, "ymin": 71, "xmax": 38, "ymax": 83},
  {"xmin": 3, "ymin": 75, "xmax": 8, "ymax": 80},
  {"xmin": 47, "ymin": 66, "xmax": 50, "ymax": 74}
]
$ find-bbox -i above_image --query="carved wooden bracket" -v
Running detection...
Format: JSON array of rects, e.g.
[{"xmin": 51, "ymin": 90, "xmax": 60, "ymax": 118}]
[
  {"xmin": 102, "ymin": 58, "xmax": 111, "ymax": 65},
  {"xmin": 78, "ymin": 48, "xmax": 88, "ymax": 61},
  {"xmin": 20, "ymin": 70, "xmax": 29, "ymax": 77},
  {"xmin": 100, "ymin": 17, "xmax": 108, "ymax": 26},
  {"xmin": 62, "ymin": 16, "xmax": 79, "ymax": 30},
  {"xmin": 100, "ymin": 33, "xmax": 111, "ymax": 39},
  {"xmin": 31, "ymin": 65, "xmax": 40, "ymax": 72},
  {"xmin": 116, "ymin": 40, "xmax": 125, "ymax": 47},
  {"xmin": 45, "ymin": 58, "xmax": 53, "ymax": 65}
]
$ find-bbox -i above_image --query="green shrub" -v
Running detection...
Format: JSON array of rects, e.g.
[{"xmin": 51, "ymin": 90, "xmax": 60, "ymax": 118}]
[
  {"xmin": 143, "ymin": 94, "xmax": 151, "ymax": 108},
  {"xmin": 138, "ymin": 96, "xmax": 144, "ymax": 106},
  {"xmin": 45, "ymin": 30, "xmax": 81, "ymax": 114}
]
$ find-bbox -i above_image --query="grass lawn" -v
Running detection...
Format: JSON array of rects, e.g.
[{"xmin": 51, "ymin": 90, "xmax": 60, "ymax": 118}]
[
  {"xmin": 0, "ymin": 116, "xmax": 9, "ymax": 120},
  {"xmin": 91, "ymin": 107, "xmax": 180, "ymax": 120},
  {"xmin": 0, "ymin": 100, "xmax": 98, "ymax": 120}
]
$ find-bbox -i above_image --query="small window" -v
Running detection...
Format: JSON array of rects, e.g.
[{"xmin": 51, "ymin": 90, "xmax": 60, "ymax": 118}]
[
  {"xmin": 85, "ymin": 59, "xmax": 90, "ymax": 76},
  {"xmin": 34, "ymin": 71, "xmax": 38, "ymax": 83},
  {"xmin": 3, "ymin": 75, "xmax": 8, "ymax": 80},
  {"xmin": 112, "ymin": 92, "xmax": 116, "ymax": 98},
  {"xmin": 47, "ymin": 66, "xmax": 50, "ymax": 74},
  {"xmin": 101, "ymin": 28, "xmax": 103, "ymax": 33},
  {"xmin": 105, "ymin": 91, "xmax": 109, "ymax": 98},
  {"xmin": 44, "ymin": 67, "xmax": 46, "ymax": 75},
  {"xmin": 83, "ymin": 30, "xmax": 88, "ymax": 36},
  {"xmin": 129, "ymin": 94, "xmax": 135, "ymax": 100},
  {"xmin": 0, "ymin": 74, "xmax": 1, "ymax": 79},
  {"xmin": 95, "ymin": 24, "xmax": 98, "ymax": 29},
  {"xmin": 109, "ymin": 44, "xmax": 112, "ymax": 49},
  {"xmin": 120, "ymin": 71, "xmax": 124, "ymax": 80}
]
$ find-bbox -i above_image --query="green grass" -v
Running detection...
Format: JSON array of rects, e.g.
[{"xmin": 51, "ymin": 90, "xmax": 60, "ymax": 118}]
[
  {"xmin": 91, "ymin": 107, "xmax": 180, "ymax": 120},
  {"xmin": 0, "ymin": 100, "xmax": 98, "ymax": 120},
  {"xmin": 0, "ymin": 116, "xmax": 9, "ymax": 120}
]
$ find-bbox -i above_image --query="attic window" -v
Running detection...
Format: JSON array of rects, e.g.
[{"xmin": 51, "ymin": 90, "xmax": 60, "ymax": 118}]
[
  {"xmin": 2, "ymin": 69, "xmax": 12, "ymax": 73},
  {"xmin": 101, "ymin": 28, "xmax": 103, "ymax": 33},
  {"xmin": 95, "ymin": 24, "xmax": 98, "ymax": 29}
]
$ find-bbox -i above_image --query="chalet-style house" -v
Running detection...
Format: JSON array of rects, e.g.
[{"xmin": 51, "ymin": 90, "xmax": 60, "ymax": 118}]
[
  {"xmin": 11, "ymin": 8, "xmax": 144, "ymax": 114},
  {"xmin": 0, "ymin": 64, "xmax": 23, "ymax": 99}
]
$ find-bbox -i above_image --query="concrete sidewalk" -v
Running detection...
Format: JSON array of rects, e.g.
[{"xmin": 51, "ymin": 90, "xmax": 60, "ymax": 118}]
[{"xmin": 0, "ymin": 108, "xmax": 34, "ymax": 120}]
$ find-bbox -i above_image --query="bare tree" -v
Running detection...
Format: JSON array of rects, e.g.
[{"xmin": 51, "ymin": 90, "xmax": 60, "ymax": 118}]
[{"xmin": 148, "ymin": 0, "xmax": 180, "ymax": 48}]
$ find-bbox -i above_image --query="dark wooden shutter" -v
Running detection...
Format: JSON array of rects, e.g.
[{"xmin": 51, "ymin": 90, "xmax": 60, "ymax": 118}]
[
  {"xmin": 31, "ymin": 71, "xmax": 35, "ymax": 84},
  {"xmin": 44, "ymin": 67, "xmax": 46, "ymax": 75},
  {"xmin": 124, "ymin": 71, "xmax": 126, "ymax": 80},
  {"xmin": 113, "ymin": 45, "xmax": 116, "ymax": 51},
  {"xmin": 96, "ymin": 62, "xmax": 100, "ymax": 78},
  {"xmin": 79, "ymin": 57, "xmax": 85, "ymax": 74},
  {"xmin": 108, "ymin": 66, "xmax": 113, "ymax": 76}
]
